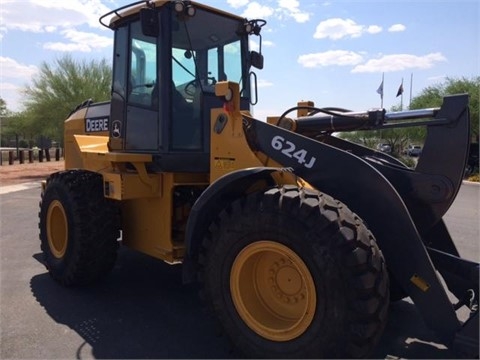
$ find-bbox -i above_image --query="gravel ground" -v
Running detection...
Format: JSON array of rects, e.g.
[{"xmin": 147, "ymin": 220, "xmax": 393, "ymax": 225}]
[{"xmin": 0, "ymin": 161, "xmax": 65, "ymax": 187}]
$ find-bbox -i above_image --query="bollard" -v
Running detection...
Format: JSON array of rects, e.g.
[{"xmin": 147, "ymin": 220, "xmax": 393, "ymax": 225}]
[
  {"xmin": 19, "ymin": 150, "xmax": 24, "ymax": 164},
  {"xmin": 0, "ymin": 151, "xmax": 2, "ymax": 166},
  {"xmin": 39, "ymin": 150, "xmax": 44, "ymax": 162},
  {"xmin": 45, "ymin": 148, "xmax": 51, "ymax": 162},
  {"xmin": 28, "ymin": 150, "xmax": 34, "ymax": 163},
  {"xmin": 8, "ymin": 151, "xmax": 14, "ymax": 165},
  {"xmin": 55, "ymin": 148, "xmax": 60, "ymax": 161}
]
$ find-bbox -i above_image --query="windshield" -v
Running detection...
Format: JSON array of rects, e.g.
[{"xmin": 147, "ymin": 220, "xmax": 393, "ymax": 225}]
[{"xmin": 171, "ymin": 7, "xmax": 248, "ymax": 99}]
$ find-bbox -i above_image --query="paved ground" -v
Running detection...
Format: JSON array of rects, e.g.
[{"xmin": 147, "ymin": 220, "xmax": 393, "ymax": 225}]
[
  {"xmin": 1, "ymin": 183, "xmax": 478, "ymax": 359},
  {"xmin": 0, "ymin": 160, "xmax": 478, "ymax": 359}
]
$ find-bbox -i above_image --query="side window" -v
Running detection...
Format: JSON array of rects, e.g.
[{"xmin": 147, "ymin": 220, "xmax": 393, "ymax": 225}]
[
  {"xmin": 172, "ymin": 48, "xmax": 196, "ymax": 101},
  {"xmin": 207, "ymin": 40, "xmax": 243, "ymax": 93},
  {"xmin": 128, "ymin": 21, "xmax": 157, "ymax": 108},
  {"xmin": 207, "ymin": 47, "xmax": 219, "ymax": 83},
  {"xmin": 112, "ymin": 26, "xmax": 127, "ymax": 99},
  {"xmin": 224, "ymin": 41, "xmax": 242, "ymax": 84}
]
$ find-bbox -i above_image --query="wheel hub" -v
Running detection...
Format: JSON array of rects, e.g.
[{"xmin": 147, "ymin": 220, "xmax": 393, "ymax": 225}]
[
  {"xmin": 230, "ymin": 240, "xmax": 316, "ymax": 342},
  {"xmin": 269, "ymin": 257, "xmax": 305, "ymax": 303},
  {"xmin": 46, "ymin": 200, "xmax": 68, "ymax": 259}
]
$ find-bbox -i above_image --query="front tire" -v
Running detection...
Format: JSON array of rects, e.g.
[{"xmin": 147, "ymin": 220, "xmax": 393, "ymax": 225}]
[
  {"xmin": 199, "ymin": 186, "xmax": 389, "ymax": 358},
  {"xmin": 39, "ymin": 170, "xmax": 120, "ymax": 286}
]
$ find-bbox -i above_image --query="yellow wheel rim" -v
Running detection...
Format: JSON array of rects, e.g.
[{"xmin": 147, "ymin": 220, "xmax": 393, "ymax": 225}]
[
  {"xmin": 230, "ymin": 240, "xmax": 316, "ymax": 342},
  {"xmin": 46, "ymin": 200, "xmax": 68, "ymax": 259}
]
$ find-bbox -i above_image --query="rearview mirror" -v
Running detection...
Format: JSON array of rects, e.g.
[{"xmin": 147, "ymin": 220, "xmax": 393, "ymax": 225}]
[{"xmin": 250, "ymin": 51, "xmax": 264, "ymax": 70}]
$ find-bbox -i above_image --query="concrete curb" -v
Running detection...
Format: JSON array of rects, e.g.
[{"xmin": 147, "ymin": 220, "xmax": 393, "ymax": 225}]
[{"xmin": 463, "ymin": 180, "xmax": 480, "ymax": 186}]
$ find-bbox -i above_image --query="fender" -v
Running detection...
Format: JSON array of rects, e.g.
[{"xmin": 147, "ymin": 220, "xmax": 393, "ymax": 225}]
[
  {"xmin": 243, "ymin": 116, "xmax": 461, "ymax": 345},
  {"xmin": 183, "ymin": 167, "xmax": 277, "ymax": 282}
]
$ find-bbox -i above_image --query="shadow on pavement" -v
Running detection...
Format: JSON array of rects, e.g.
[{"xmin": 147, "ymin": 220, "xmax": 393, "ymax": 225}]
[
  {"xmin": 30, "ymin": 248, "xmax": 234, "ymax": 359},
  {"xmin": 31, "ymin": 248, "xmax": 458, "ymax": 359}
]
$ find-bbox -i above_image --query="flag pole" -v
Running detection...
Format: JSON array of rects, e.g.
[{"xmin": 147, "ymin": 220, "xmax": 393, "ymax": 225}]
[
  {"xmin": 381, "ymin": 72, "xmax": 384, "ymax": 108},
  {"xmin": 400, "ymin": 77, "xmax": 404, "ymax": 111},
  {"xmin": 409, "ymin": 73, "xmax": 413, "ymax": 109}
]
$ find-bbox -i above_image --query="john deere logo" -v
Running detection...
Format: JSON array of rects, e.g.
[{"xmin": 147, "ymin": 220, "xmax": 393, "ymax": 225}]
[
  {"xmin": 85, "ymin": 117, "xmax": 109, "ymax": 133},
  {"xmin": 112, "ymin": 120, "xmax": 122, "ymax": 138}
]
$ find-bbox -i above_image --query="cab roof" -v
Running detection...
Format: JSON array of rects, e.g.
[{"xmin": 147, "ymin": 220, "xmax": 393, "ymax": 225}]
[{"xmin": 100, "ymin": 0, "xmax": 245, "ymax": 30}]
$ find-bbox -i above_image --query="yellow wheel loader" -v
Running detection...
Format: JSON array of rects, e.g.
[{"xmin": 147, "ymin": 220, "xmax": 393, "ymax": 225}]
[{"xmin": 38, "ymin": 1, "xmax": 478, "ymax": 358}]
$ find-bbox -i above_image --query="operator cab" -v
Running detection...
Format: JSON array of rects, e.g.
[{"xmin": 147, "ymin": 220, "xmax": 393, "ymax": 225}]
[{"xmin": 103, "ymin": 1, "xmax": 264, "ymax": 172}]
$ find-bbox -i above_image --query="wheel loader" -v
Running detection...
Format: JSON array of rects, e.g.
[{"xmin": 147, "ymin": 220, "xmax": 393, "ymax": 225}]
[{"xmin": 38, "ymin": 0, "xmax": 478, "ymax": 358}]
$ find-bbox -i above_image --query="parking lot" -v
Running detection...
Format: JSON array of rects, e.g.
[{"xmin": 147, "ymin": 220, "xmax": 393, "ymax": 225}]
[{"xmin": 0, "ymin": 182, "xmax": 478, "ymax": 359}]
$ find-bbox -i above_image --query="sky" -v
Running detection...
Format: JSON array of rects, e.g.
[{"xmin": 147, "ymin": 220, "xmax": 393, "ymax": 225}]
[{"xmin": 1, "ymin": 0, "xmax": 479, "ymax": 121}]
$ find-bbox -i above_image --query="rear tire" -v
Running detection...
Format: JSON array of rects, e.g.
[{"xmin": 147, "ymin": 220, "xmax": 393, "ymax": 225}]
[
  {"xmin": 38, "ymin": 170, "xmax": 120, "ymax": 286},
  {"xmin": 199, "ymin": 186, "xmax": 389, "ymax": 358}
]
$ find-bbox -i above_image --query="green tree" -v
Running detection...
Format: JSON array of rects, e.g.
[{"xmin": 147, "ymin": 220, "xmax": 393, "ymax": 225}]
[
  {"xmin": 339, "ymin": 76, "xmax": 479, "ymax": 154},
  {"xmin": 0, "ymin": 97, "xmax": 7, "ymax": 116},
  {"xmin": 0, "ymin": 98, "xmax": 34, "ymax": 148},
  {"xmin": 410, "ymin": 76, "xmax": 479, "ymax": 142},
  {"xmin": 22, "ymin": 55, "xmax": 112, "ymax": 143},
  {"xmin": 339, "ymin": 105, "xmax": 425, "ymax": 156},
  {"xmin": 1, "ymin": 97, "xmax": 16, "ymax": 147}
]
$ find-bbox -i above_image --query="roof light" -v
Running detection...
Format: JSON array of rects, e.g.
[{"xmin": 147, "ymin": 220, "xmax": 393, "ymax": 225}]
[
  {"xmin": 174, "ymin": 1, "xmax": 184, "ymax": 13},
  {"xmin": 186, "ymin": 5, "xmax": 196, "ymax": 17}
]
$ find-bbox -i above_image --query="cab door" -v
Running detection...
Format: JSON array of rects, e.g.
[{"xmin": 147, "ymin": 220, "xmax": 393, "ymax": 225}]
[
  {"xmin": 125, "ymin": 20, "xmax": 160, "ymax": 151},
  {"xmin": 110, "ymin": 17, "xmax": 161, "ymax": 152}
]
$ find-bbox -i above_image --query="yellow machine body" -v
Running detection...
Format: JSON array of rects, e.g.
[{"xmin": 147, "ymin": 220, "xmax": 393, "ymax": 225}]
[{"xmin": 63, "ymin": 82, "xmax": 296, "ymax": 264}]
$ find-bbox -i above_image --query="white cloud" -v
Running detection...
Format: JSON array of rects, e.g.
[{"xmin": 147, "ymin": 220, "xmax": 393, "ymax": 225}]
[
  {"xmin": 297, "ymin": 50, "xmax": 446, "ymax": 73},
  {"xmin": 314, "ymin": 18, "xmax": 382, "ymax": 40},
  {"xmin": 388, "ymin": 24, "xmax": 406, "ymax": 32},
  {"xmin": 258, "ymin": 79, "xmax": 274, "ymax": 87},
  {"xmin": 314, "ymin": 18, "xmax": 359, "ymax": 40},
  {"xmin": 0, "ymin": 82, "xmax": 19, "ymax": 91},
  {"xmin": 235, "ymin": 0, "xmax": 309, "ymax": 23},
  {"xmin": 227, "ymin": 0, "xmax": 249, "ymax": 8},
  {"xmin": 427, "ymin": 75, "xmax": 447, "ymax": 82},
  {"xmin": 43, "ymin": 29, "xmax": 112, "ymax": 52},
  {"xmin": 263, "ymin": 40, "xmax": 275, "ymax": 47},
  {"xmin": 241, "ymin": 2, "xmax": 275, "ymax": 19},
  {"xmin": 43, "ymin": 42, "xmax": 92, "ymax": 52},
  {"xmin": 0, "ymin": 57, "xmax": 38, "ymax": 80},
  {"xmin": 298, "ymin": 50, "xmax": 364, "ymax": 68},
  {"xmin": 279, "ymin": 0, "xmax": 299, "ymax": 8},
  {"xmin": 0, "ymin": 0, "xmax": 111, "ymax": 52},
  {"xmin": 0, "ymin": 82, "xmax": 23, "ymax": 111},
  {"xmin": 277, "ymin": 0, "xmax": 311, "ymax": 23},
  {"xmin": 30, "ymin": 0, "xmax": 110, "ymax": 29},
  {"xmin": 0, "ymin": 0, "xmax": 106, "ymax": 33},
  {"xmin": 289, "ymin": 12, "xmax": 310, "ymax": 23},
  {"xmin": 0, "ymin": 57, "xmax": 38, "ymax": 111},
  {"xmin": 352, "ymin": 52, "xmax": 447, "ymax": 73},
  {"xmin": 367, "ymin": 25, "xmax": 382, "ymax": 34}
]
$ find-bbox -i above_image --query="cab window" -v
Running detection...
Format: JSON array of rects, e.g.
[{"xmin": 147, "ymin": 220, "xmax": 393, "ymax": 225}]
[{"xmin": 128, "ymin": 21, "xmax": 157, "ymax": 108}]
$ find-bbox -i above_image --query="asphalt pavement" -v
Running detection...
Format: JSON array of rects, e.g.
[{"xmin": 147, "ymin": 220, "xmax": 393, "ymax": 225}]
[{"xmin": 0, "ymin": 182, "xmax": 478, "ymax": 359}]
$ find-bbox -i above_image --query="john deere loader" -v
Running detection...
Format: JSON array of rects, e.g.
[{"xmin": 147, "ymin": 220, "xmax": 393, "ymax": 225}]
[{"xmin": 38, "ymin": 1, "xmax": 478, "ymax": 358}]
